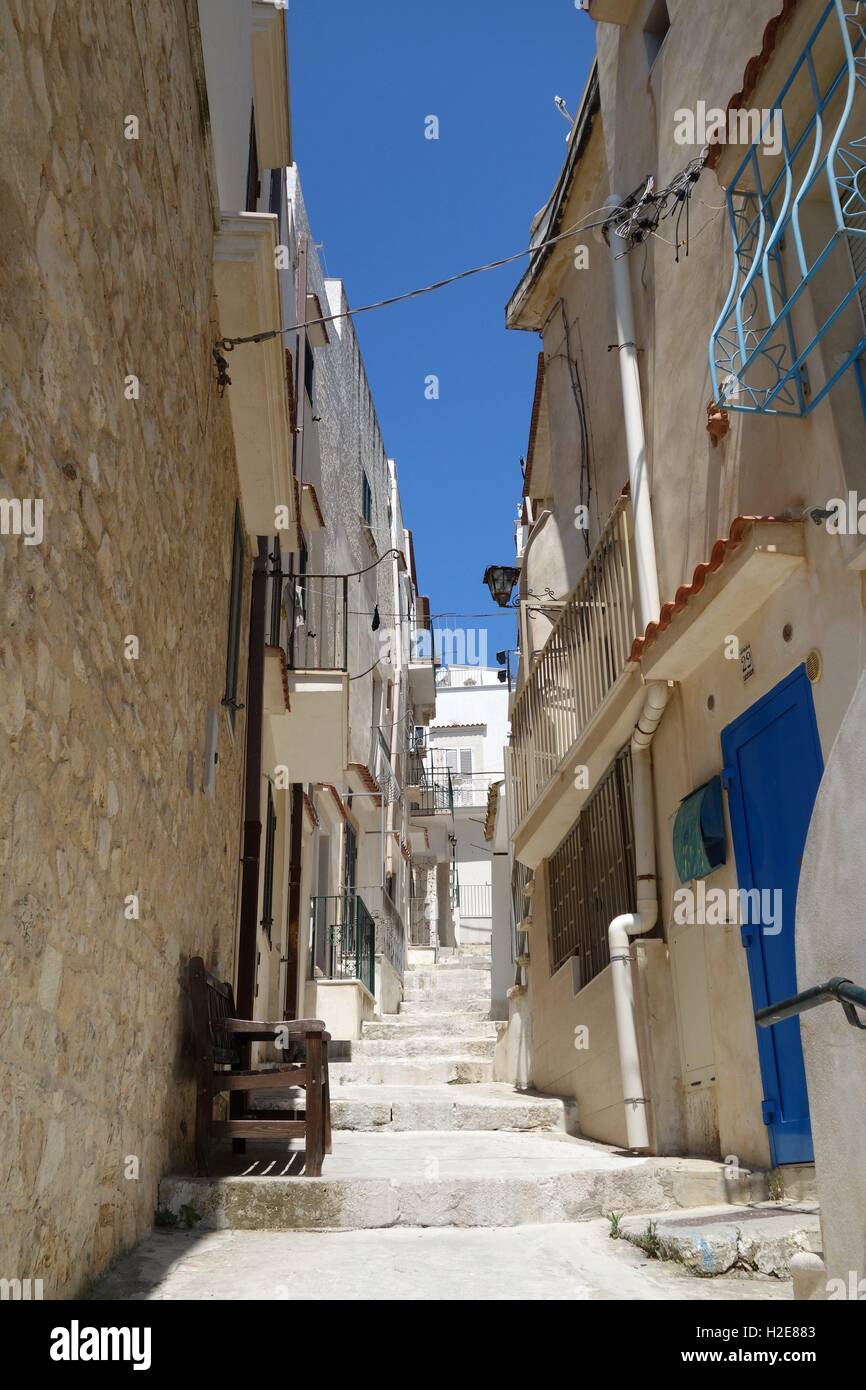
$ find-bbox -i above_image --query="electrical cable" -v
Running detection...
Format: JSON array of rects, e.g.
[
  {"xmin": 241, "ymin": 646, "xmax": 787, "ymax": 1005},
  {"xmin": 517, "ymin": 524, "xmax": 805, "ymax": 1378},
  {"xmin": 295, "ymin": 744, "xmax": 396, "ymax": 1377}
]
[{"xmin": 214, "ymin": 203, "xmax": 629, "ymax": 355}]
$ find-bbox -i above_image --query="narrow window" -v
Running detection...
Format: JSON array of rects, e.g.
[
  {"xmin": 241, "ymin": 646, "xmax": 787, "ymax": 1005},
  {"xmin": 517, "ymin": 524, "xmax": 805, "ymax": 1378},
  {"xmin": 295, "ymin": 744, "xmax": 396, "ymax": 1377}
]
[
  {"xmin": 362, "ymin": 471, "xmax": 373, "ymax": 527},
  {"xmin": 223, "ymin": 503, "xmax": 245, "ymax": 729},
  {"xmin": 459, "ymin": 747, "xmax": 473, "ymax": 776},
  {"xmin": 260, "ymin": 784, "xmax": 277, "ymax": 943}
]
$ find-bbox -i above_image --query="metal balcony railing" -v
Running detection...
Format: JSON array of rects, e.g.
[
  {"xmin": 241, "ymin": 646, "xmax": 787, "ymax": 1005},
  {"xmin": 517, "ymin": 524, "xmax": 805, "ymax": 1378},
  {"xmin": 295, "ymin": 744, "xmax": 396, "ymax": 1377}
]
[
  {"xmin": 359, "ymin": 884, "xmax": 406, "ymax": 981},
  {"xmin": 449, "ymin": 772, "xmax": 502, "ymax": 810},
  {"xmin": 414, "ymin": 767, "xmax": 454, "ymax": 816},
  {"xmin": 278, "ymin": 571, "xmax": 349, "ymax": 671},
  {"xmin": 409, "ymin": 617, "xmax": 434, "ymax": 660},
  {"xmin": 411, "ymin": 752, "xmax": 502, "ymax": 814},
  {"xmin": 409, "ymin": 896, "xmax": 437, "ymax": 949},
  {"xmin": 309, "ymin": 892, "xmax": 376, "ymax": 995},
  {"xmin": 455, "ymin": 881, "xmax": 492, "ymax": 918},
  {"xmin": 710, "ymin": 0, "xmax": 866, "ymax": 417},
  {"xmin": 369, "ymin": 727, "xmax": 400, "ymax": 804},
  {"xmin": 509, "ymin": 495, "xmax": 639, "ymax": 828}
]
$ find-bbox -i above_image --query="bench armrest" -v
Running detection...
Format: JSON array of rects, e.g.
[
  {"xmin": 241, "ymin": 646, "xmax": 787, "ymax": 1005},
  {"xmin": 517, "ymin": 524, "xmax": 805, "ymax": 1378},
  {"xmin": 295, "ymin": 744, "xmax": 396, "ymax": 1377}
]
[{"xmin": 222, "ymin": 1018, "xmax": 327, "ymax": 1038}]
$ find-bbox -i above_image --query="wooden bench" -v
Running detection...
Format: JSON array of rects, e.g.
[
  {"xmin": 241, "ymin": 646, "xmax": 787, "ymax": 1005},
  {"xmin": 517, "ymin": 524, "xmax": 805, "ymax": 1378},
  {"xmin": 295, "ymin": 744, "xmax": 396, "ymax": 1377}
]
[{"xmin": 189, "ymin": 957, "xmax": 331, "ymax": 1176}]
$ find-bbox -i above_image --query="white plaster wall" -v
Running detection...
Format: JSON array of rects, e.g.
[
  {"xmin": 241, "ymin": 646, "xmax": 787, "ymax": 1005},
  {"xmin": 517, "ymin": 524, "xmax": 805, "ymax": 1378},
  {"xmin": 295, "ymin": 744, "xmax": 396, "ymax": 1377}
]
[{"xmin": 797, "ymin": 665, "xmax": 866, "ymax": 1289}]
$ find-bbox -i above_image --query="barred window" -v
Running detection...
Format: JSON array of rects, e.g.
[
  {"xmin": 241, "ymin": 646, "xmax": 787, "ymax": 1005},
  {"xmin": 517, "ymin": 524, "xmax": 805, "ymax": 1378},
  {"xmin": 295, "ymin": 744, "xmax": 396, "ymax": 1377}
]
[{"xmin": 547, "ymin": 747, "xmax": 636, "ymax": 983}]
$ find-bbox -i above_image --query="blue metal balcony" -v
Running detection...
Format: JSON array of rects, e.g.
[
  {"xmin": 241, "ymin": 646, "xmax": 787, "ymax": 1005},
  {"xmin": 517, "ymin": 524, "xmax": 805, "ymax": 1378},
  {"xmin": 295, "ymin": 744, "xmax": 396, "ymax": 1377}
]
[{"xmin": 710, "ymin": 0, "xmax": 866, "ymax": 417}]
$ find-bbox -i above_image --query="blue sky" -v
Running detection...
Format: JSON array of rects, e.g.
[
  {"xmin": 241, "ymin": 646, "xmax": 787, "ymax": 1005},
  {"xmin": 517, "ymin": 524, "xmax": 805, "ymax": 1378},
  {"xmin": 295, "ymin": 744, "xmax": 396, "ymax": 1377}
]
[{"xmin": 288, "ymin": 0, "xmax": 596, "ymax": 669}]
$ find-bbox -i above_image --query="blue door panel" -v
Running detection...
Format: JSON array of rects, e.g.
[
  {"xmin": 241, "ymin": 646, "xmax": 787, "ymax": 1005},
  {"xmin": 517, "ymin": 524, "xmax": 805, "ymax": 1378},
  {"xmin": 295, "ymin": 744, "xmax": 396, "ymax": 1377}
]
[{"xmin": 721, "ymin": 666, "xmax": 822, "ymax": 1166}]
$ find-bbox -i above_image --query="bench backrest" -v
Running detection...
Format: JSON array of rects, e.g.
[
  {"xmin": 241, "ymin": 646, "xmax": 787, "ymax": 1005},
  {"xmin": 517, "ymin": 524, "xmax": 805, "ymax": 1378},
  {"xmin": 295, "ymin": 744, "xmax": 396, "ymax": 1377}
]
[{"xmin": 189, "ymin": 956, "xmax": 240, "ymax": 1067}]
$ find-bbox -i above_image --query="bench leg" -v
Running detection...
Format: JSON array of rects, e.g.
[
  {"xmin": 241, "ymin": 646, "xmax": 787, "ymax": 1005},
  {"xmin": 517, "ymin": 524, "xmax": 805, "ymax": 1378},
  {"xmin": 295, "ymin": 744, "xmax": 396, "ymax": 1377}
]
[
  {"xmin": 195, "ymin": 1073, "xmax": 212, "ymax": 1176},
  {"xmin": 304, "ymin": 1031, "xmax": 324, "ymax": 1177},
  {"xmin": 231, "ymin": 1046, "xmax": 250, "ymax": 1153},
  {"xmin": 322, "ymin": 1039, "xmax": 332, "ymax": 1155}
]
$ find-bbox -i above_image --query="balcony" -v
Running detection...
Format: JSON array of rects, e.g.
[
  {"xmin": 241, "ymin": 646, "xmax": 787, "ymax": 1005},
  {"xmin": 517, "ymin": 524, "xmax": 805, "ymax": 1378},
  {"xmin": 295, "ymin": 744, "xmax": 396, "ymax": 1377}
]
[
  {"xmin": 370, "ymin": 727, "xmax": 400, "ymax": 804},
  {"xmin": 360, "ymin": 884, "xmax": 406, "ymax": 982},
  {"xmin": 508, "ymin": 495, "xmax": 645, "ymax": 867},
  {"xmin": 263, "ymin": 570, "xmax": 349, "ymax": 785},
  {"xmin": 407, "ymin": 615, "xmax": 437, "ymax": 721},
  {"xmin": 309, "ymin": 893, "xmax": 376, "ymax": 995},
  {"xmin": 410, "ymin": 765, "xmax": 502, "ymax": 817},
  {"xmin": 213, "ymin": 213, "xmax": 295, "ymax": 537},
  {"xmin": 710, "ymin": 0, "xmax": 866, "ymax": 418}
]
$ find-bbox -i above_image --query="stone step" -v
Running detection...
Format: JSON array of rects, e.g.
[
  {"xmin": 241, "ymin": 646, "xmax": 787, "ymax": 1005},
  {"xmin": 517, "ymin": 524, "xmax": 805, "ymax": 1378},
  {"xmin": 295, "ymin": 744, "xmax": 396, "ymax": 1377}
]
[
  {"xmin": 332, "ymin": 1084, "xmax": 578, "ymax": 1133},
  {"xmin": 251, "ymin": 1081, "xmax": 577, "ymax": 1133},
  {"xmin": 347, "ymin": 1035, "xmax": 496, "ymax": 1060},
  {"xmin": 404, "ymin": 970, "xmax": 491, "ymax": 988},
  {"xmin": 441, "ymin": 944, "xmax": 491, "ymax": 959},
  {"xmin": 329, "ymin": 1056, "xmax": 495, "ymax": 1086},
  {"xmin": 159, "ymin": 1134, "xmax": 759, "ymax": 1232},
  {"xmin": 423, "ymin": 957, "xmax": 491, "ymax": 971},
  {"xmin": 399, "ymin": 996, "xmax": 491, "ymax": 1015},
  {"xmin": 402, "ymin": 986, "xmax": 492, "ymax": 1002},
  {"xmin": 383, "ymin": 1009, "xmax": 492, "ymax": 1026},
  {"xmin": 617, "ymin": 1203, "xmax": 822, "ymax": 1279},
  {"xmin": 363, "ymin": 1018, "xmax": 501, "ymax": 1040}
]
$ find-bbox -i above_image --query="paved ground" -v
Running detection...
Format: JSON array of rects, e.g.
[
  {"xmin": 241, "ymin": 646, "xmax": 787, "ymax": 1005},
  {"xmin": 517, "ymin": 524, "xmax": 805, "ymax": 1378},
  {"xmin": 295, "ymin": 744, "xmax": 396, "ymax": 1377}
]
[{"xmin": 91, "ymin": 1222, "xmax": 792, "ymax": 1301}]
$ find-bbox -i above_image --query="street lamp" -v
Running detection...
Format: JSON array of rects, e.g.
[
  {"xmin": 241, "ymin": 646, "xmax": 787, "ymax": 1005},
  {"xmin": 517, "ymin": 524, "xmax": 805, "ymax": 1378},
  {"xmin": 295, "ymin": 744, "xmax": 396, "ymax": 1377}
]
[{"xmin": 483, "ymin": 565, "xmax": 520, "ymax": 608}]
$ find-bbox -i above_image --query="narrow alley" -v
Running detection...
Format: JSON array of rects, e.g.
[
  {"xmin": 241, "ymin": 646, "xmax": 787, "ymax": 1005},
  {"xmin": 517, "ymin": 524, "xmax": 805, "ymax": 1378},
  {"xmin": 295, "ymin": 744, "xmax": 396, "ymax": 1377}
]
[
  {"xmin": 2, "ymin": 0, "xmax": 865, "ymax": 1351},
  {"xmin": 93, "ymin": 945, "xmax": 793, "ymax": 1301}
]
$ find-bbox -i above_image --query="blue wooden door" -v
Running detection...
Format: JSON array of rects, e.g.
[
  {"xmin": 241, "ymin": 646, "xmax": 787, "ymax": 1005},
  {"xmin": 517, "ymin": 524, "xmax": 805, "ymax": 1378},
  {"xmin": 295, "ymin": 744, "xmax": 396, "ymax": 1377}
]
[{"xmin": 721, "ymin": 666, "xmax": 822, "ymax": 1165}]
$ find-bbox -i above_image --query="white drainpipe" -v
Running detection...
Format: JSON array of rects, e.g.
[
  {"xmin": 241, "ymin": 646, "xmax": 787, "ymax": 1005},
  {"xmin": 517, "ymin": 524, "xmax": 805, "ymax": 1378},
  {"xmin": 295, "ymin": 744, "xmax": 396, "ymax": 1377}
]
[{"xmin": 605, "ymin": 194, "xmax": 669, "ymax": 1152}]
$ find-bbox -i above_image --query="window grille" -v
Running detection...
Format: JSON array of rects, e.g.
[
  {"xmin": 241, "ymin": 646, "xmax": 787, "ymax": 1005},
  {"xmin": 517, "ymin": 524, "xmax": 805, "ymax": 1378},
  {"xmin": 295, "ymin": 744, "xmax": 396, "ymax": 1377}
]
[
  {"xmin": 710, "ymin": 0, "xmax": 866, "ymax": 417},
  {"xmin": 547, "ymin": 747, "xmax": 636, "ymax": 982}
]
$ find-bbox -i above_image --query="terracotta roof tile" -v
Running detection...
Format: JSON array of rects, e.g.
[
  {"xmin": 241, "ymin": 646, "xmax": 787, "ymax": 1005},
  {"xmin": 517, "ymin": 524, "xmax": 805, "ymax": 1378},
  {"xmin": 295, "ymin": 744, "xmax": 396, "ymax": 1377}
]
[
  {"xmin": 630, "ymin": 515, "xmax": 793, "ymax": 663},
  {"xmin": 706, "ymin": 1, "xmax": 798, "ymax": 171}
]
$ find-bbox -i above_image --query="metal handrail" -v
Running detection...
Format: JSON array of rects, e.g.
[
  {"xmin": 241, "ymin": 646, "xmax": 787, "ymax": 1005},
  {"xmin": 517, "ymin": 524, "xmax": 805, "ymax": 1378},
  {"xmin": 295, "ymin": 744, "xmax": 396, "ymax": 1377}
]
[{"xmin": 756, "ymin": 976, "xmax": 866, "ymax": 1030}]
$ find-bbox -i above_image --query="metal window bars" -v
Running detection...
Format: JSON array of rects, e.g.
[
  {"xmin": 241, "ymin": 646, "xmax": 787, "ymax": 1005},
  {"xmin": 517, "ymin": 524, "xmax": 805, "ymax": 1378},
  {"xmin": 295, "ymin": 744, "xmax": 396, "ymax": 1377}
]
[
  {"xmin": 710, "ymin": 0, "xmax": 866, "ymax": 417},
  {"xmin": 547, "ymin": 747, "xmax": 637, "ymax": 983}
]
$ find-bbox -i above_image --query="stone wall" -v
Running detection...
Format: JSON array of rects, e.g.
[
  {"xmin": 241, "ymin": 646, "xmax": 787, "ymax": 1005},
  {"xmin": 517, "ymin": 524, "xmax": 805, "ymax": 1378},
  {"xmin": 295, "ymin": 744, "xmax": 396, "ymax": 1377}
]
[{"xmin": 0, "ymin": 0, "xmax": 249, "ymax": 1296}]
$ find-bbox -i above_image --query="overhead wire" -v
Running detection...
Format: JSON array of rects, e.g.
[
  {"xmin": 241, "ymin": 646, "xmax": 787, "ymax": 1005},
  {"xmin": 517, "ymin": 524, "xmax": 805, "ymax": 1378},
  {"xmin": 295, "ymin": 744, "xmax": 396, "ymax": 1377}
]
[{"xmin": 214, "ymin": 202, "xmax": 629, "ymax": 354}]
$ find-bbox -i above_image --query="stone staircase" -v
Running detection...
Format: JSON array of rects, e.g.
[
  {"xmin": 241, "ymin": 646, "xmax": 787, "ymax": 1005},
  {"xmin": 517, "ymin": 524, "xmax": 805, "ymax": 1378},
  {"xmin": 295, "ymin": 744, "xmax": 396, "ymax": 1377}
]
[
  {"xmin": 158, "ymin": 946, "xmax": 770, "ymax": 1233},
  {"xmin": 325, "ymin": 947, "xmax": 576, "ymax": 1130}
]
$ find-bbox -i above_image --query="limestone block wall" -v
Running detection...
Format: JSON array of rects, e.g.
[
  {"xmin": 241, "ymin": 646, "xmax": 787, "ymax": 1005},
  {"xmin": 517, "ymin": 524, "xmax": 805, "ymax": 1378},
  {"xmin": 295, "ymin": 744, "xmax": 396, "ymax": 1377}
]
[{"xmin": 0, "ymin": 0, "xmax": 249, "ymax": 1296}]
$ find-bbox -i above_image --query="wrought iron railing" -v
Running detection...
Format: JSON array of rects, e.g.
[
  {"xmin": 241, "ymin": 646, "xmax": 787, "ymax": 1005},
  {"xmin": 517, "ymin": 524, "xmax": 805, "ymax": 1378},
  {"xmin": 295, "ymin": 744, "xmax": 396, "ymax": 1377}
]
[
  {"xmin": 414, "ymin": 767, "xmax": 454, "ymax": 816},
  {"xmin": 279, "ymin": 571, "xmax": 349, "ymax": 671},
  {"xmin": 710, "ymin": 0, "xmax": 866, "ymax": 417},
  {"xmin": 309, "ymin": 892, "xmax": 376, "ymax": 995},
  {"xmin": 370, "ymin": 726, "xmax": 400, "ymax": 803},
  {"xmin": 409, "ymin": 617, "xmax": 436, "ymax": 667},
  {"xmin": 509, "ymin": 495, "xmax": 639, "ymax": 828},
  {"xmin": 409, "ymin": 896, "xmax": 437, "ymax": 948},
  {"xmin": 360, "ymin": 884, "xmax": 406, "ymax": 980}
]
